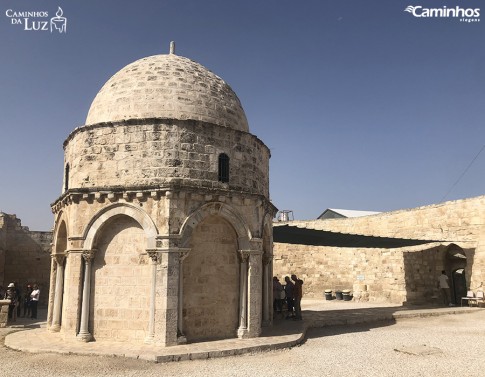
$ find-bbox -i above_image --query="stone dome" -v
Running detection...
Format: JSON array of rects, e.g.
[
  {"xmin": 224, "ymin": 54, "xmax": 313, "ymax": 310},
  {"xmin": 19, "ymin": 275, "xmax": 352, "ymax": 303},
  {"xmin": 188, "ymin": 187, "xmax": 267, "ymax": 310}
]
[{"xmin": 85, "ymin": 53, "xmax": 249, "ymax": 132}]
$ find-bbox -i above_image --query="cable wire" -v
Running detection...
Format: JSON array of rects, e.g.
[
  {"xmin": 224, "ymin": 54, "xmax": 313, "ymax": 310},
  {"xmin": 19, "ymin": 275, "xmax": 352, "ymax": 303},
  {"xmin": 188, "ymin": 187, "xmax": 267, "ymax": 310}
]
[{"xmin": 441, "ymin": 144, "xmax": 485, "ymax": 202}]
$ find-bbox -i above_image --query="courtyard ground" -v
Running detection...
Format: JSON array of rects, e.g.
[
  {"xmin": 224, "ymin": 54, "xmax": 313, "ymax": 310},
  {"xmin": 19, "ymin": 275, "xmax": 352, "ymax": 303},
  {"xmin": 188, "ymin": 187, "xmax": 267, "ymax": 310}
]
[{"xmin": 1, "ymin": 300, "xmax": 484, "ymax": 377}]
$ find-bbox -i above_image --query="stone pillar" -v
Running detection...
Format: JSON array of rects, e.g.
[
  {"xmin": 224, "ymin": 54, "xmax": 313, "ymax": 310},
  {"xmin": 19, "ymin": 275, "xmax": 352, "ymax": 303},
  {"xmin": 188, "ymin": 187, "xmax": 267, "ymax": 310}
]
[
  {"xmin": 50, "ymin": 253, "xmax": 66, "ymax": 332},
  {"xmin": 46, "ymin": 254, "xmax": 57, "ymax": 328},
  {"xmin": 237, "ymin": 250, "xmax": 250, "ymax": 338},
  {"xmin": 247, "ymin": 249, "xmax": 263, "ymax": 337},
  {"xmin": 145, "ymin": 250, "xmax": 160, "ymax": 344},
  {"xmin": 152, "ymin": 248, "xmax": 180, "ymax": 347},
  {"xmin": 176, "ymin": 249, "xmax": 190, "ymax": 344},
  {"xmin": 77, "ymin": 250, "xmax": 95, "ymax": 342},
  {"xmin": 262, "ymin": 254, "xmax": 272, "ymax": 326}
]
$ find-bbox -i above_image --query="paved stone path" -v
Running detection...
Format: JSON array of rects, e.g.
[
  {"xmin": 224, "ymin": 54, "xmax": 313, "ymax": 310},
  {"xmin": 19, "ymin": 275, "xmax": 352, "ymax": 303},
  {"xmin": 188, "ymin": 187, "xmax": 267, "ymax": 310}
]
[{"xmin": 2, "ymin": 299, "xmax": 480, "ymax": 363}]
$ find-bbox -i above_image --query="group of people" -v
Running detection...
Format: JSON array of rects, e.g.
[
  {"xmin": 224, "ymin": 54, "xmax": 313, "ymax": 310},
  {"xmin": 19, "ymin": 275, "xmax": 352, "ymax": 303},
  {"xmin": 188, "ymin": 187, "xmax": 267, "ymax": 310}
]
[
  {"xmin": 273, "ymin": 274, "xmax": 304, "ymax": 320},
  {"xmin": 1, "ymin": 282, "xmax": 40, "ymax": 322}
]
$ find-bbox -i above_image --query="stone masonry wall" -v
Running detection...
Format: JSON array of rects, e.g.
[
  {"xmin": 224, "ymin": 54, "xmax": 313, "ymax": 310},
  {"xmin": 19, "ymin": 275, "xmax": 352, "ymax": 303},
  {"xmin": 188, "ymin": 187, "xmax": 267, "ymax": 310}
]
[
  {"xmin": 91, "ymin": 216, "xmax": 150, "ymax": 342},
  {"xmin": 64, "ymin": 120, "xmax": 270, "ymax": 198},
  {"xmin": 1, "ymin": 213, "xmax": 51, "ymax": 306},
  {"xmin": 288, "ymin": 196, "xmax": 485, "ymax": 243},
  {"xmin": 183, "ymin": 215, "xmax": 239, "ymax": 341},
  {"xmin": 0, "ymin": 216, "xmax": 6, "ymax": 287},
  {"xmin": 273, "ymin": 242, "xmax": 449, "ymax": 304}
]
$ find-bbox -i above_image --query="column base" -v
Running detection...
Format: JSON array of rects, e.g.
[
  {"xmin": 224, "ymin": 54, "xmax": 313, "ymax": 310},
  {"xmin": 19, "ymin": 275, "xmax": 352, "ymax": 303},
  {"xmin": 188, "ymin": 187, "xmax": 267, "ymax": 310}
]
[
  {"xmin": 237, "ymin": 327, "xmax": 249, "ymax": 339},
  {"xmin": 49, "ymin": 324, "xmax": 61, "ymax": 332},
  {"xmin": 76, "ymin": 331, "xmax": 93, "ymax": 342},
  {"xmin": 262, "ymin": 319, "xmax": 272, "ymax": 327},
  {"xmin": 177, "ymin": 335, "xmax": 187, "ymax": 345},
  {"xmin": 144, "ymin": 335, "xmax": 155, "ymax": 344}
]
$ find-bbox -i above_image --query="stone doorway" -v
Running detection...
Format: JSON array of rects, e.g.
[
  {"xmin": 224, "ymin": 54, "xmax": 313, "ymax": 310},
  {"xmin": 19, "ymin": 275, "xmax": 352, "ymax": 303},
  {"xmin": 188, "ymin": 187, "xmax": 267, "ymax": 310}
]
[
  {"xmin": 445, "ymin": 244, "xmax": 467, "ymax": 305},
  {"xmin": 452, "ymin": 268, "xmax": 467, "ymax": 305}
]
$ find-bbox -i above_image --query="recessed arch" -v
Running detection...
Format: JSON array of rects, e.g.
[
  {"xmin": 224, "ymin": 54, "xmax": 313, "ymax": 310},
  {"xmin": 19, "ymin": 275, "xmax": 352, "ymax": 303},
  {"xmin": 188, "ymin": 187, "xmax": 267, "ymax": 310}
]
[
  {"xmin": 83, "ymin": 203, "xmax": 158, "ymax": 250},
  {"xmin": 179, "ymin": 202, "xmax": 252, "ymax": 249}
]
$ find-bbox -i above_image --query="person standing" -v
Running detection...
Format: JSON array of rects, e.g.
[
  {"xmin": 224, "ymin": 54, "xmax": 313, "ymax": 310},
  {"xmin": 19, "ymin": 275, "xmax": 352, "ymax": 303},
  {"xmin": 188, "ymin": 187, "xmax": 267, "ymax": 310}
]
[
  {"xmin": 272, "ymin": 277, "xmax": 284, "ymax": 316},
  {"xmin": 284, "ymin": 276, "xmax": 295, "ymax": 319},
  {"xmin": 23, "ymin": 285, "xmax": 33, "ymax": 318},
  {"xmin": 291, "ymin": 274, "xmax": 304, "ymax": 320},
  {"xmin": 30, "ymin": 284, "xmax": 40, "ymax": 319},
  {"xmin": 4, "ymin": 283, "xmax": 18, "ymax": 322},
  {"xmin": 438, "ymin": 270, "xmax": 452, "ymax": 306}
]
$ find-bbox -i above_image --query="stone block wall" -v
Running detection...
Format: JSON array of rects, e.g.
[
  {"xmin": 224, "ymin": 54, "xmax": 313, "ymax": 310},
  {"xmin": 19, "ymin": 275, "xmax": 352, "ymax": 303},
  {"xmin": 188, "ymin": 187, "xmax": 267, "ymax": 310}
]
[
  {"xmin": 277, "ymin": 195, "xmax": 485, "ymax": 291},
  {"xmin": 287, "ymin": 196, "xmax": 485, "ymax": 243},
  {"xmin": 273, "ymin": 242, "xmax": 450, "ymax": 304},
  {"xmin": 63, "ymin": 119, "xmax": 270, "ymax": 198},
  {"xmin": 0, "ymin": 300, "xmax": 10, "ymax": 327},
  {"xmin": 0, "ymin": 216, "xmax": 6, "ymax": 286},
  {"xmin": 183, "ymin": 215, "xmax": 239, "ymax": 341},
  {"xmin": 0, "ymin": 213, "xmax": 52, "ymax": 306},
  {"xmin": 90, "ymin": 216, "xmax": 150, "ymax": 342}
]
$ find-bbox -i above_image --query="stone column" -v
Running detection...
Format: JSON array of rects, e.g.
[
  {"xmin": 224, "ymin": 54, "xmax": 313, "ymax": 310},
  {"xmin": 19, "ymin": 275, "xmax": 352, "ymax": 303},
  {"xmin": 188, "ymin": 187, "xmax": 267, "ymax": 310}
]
[
  {"xmin": 77, "ymin": 250, "xmax": 95, "ymax": 342},
  {"xmin": 145, "ymin": 250, "xmax": 159, "ymax": 344},
  {"xmin": 176, "ymin": 249, "xmax": 190, "ymax": 344},
  {"xmin": 237, "ymin": 250, "xmax": 250, "ymax": 338},
  {"xmin": 46, "ymin": 254, "xmax": 57, "ymax": 328},
  {"xmin": 247, "ymin": 250, "xmax": 263, "ymax": 337},
  {"xmin": 262, "ymin": 254, "xmax": 272, "ymax": 326},
  {"xmin": 50, "ymin": 253, "xmax": 66, "ymax": 332}
]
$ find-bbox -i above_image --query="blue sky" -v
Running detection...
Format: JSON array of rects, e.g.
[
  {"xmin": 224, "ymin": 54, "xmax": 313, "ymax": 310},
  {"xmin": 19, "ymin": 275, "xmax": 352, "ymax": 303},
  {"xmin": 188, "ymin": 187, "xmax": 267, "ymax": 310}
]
[{"xmin": 0, "ymin": 0, "xmax": 484, "ymax": 230}]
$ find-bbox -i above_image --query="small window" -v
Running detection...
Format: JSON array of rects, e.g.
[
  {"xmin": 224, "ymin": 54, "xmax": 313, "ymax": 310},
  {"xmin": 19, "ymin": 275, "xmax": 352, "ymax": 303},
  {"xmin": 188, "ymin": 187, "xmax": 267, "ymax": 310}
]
[
  {"xmin": 218, "ymin": 153, "xmax": 229, "ymax": 183},
  {"xmin": 64, "ymin": 163, "xmax": 70, "ymax": 191}
]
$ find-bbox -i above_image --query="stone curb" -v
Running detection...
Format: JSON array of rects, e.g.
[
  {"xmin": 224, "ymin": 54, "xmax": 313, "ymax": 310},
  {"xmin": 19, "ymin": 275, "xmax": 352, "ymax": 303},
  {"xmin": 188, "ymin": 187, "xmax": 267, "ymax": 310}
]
[{"xmin": 3, "ymin": 307, "xmax": 481, "ymax": 363}]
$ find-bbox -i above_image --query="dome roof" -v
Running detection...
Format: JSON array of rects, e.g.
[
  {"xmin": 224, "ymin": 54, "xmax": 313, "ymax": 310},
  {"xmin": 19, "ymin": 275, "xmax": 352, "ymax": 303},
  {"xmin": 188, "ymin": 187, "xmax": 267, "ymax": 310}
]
[{"xmin": 86, "ymin": 53, "xmax": 249, "ymax": 132}]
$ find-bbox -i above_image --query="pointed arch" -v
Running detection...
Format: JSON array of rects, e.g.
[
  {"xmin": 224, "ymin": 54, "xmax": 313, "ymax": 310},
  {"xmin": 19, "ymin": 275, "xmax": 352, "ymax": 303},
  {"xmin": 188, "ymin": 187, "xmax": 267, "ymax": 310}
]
[
  {"xmin": 83, "ymin": 203, "xmax": 158, "ymax": 250},
  {"xmin": 179, "ymin": 202, "xmax": 252, "ymax": 249}
]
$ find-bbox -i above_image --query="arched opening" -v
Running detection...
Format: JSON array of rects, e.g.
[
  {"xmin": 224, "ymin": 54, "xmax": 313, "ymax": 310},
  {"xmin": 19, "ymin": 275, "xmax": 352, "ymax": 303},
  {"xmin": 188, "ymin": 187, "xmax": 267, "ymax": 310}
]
[
  {"xmin": 261, "ymin": 221, "xmax": 272, "ymax": 325},
  {"xmin": 89, "ymin": 215, "xmax": 150, "ymax": 342},
  {"xmin": 218, "ymin": 153, "xmax": 229, "ymax": 183},
  {"xmin": 54, "ymin": 221, "xmax": 67, "ymax": 327},
  {"xmin": 64, "ymin": 163, "xmax": 70, "ymax": 192},
  {"xmin": 183, "ymin": 214, "xmax": 239, "ymax": 341},
  {"xmin": 445, "ymin": 244, "xmax": 467, "ymax": 305}
]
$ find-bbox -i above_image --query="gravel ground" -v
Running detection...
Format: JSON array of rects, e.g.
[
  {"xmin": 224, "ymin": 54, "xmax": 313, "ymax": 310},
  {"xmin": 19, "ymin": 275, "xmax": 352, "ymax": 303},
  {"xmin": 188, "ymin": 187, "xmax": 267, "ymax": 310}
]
[{"xmin": 1, "ymin": 311, "xmax": 485, "ymax": 377}]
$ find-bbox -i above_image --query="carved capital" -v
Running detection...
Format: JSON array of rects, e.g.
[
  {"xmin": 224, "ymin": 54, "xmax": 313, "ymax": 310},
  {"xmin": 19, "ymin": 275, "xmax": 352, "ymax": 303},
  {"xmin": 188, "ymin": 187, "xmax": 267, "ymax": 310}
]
[
  {"xmin": 178, "ymin": 248, "xmax": 191, "ymax": 263},
  {"xmin": 238, "ymin": 250, "xmax": 251, "ymax": 262},
  {"xmin": 82, "ymin": 250, "xmax": 95, "ymax": 262},
  {"xmin": 52, "ymin": 253, "xmax": 66, "ymax": 265},
  {"xmin": 263, "ymin": 254, "xmax": 273, "ymax": 266},
  {"xmin": 146, "ymin": 250, "xmax": 160, "ymax": 263}
]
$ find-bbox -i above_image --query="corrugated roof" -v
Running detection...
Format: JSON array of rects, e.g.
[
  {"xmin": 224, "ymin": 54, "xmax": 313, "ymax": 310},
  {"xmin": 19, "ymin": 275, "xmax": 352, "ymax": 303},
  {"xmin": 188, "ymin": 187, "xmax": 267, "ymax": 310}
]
[{"xmin": 319, "ymin": 208, "xmax": 381, "ymax": 219}]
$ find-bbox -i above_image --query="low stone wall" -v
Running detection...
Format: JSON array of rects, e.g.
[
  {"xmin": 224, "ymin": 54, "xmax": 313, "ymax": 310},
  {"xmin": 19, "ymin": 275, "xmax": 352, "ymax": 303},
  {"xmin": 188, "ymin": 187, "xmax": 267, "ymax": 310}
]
[
  {"xmin": 284, "ymin": 195, "xmax": 485, "ymax": 244},
  {"xmin": 273, "ymin": 242, "xmax": 448, "ymax": 304},
  {"xmin": 274, "ymin": 195, "xmax": 485, "ymax": 295},
  {"xmin": 0, "ymin": 300, "xmax": 11, "ymax": 327}
]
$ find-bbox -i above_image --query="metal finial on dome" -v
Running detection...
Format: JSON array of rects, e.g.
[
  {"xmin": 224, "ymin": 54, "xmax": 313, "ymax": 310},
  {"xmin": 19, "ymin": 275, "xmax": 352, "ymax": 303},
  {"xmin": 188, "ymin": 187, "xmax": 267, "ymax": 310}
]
[{"xmin": 169, "ymin": 41, "xmax": 175, "ymax": 54}]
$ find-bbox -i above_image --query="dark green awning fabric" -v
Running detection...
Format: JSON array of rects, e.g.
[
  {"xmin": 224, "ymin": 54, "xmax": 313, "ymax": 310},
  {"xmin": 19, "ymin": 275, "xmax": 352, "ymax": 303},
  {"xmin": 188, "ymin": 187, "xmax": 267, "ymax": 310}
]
[{"xmin": 273, "ymin": 225, "xmax": 437, "ymax": 249}]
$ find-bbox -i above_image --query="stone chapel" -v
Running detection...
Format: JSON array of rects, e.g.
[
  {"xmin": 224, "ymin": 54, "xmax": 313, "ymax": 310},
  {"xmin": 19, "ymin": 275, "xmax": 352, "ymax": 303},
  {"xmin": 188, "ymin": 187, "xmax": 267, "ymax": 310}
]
[{"xmin": 49, "ymin": 43, "xmax": 276, "ymax": 345}]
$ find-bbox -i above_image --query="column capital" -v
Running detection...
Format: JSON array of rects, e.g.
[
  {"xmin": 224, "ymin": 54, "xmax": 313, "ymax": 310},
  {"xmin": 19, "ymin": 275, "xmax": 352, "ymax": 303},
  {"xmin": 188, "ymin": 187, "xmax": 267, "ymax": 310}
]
[
  {"xmin": 238, "ymin": 249, "xmax": 251, "ymax": 262},
  {"xmin": 82, "ymin": 249, "xmax": 96, "ymax": 262},
  {"xmin": 263, "ymin": 253, "xmax": 273, "ymax": 265},
  {"xmin": 146, "ymin": 250, "xmax": 160, "ymax": 263},
  {"xmin": 178, "ymin": 248, "xmax": 191, "ymax": 262},
  {"xmin": 51, "ymin": 253, "xmax": 66, "ymax": 265}
]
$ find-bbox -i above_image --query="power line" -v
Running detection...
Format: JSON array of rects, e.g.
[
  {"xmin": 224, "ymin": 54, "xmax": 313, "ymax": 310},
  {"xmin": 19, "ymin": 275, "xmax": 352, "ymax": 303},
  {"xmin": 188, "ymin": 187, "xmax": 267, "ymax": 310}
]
[{"xmin": 440, "ymin": 144, "xmax": 485, "ymax": 202}]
